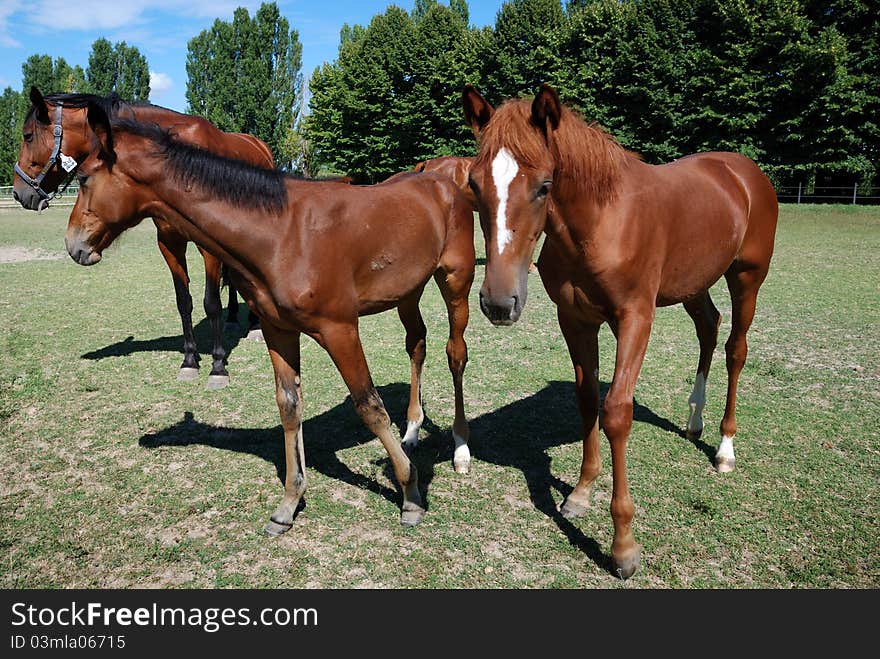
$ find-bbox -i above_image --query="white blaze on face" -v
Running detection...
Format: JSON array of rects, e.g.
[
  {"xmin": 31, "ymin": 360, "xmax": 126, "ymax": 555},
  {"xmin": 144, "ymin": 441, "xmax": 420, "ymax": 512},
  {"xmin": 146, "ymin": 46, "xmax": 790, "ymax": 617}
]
[{"xmin": 490, "ymin": 147, "xmax": 519, "ymax": 254}]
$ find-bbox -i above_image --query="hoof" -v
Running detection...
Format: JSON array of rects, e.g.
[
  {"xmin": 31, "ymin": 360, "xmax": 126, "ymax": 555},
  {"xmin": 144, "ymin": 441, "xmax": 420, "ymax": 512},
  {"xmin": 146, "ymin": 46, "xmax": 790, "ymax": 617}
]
[
  {"xmin": 400, "ymin": 504, "xmax": 425, "ymax": 527},
  {"xmin": 685, "ymin": 427, "xmax": 703, "ymax": 440},
  {"xmin": 246, "ymin": 328, "xmax": 264, "ymax": 342},
  {"xmin": 715, "ymin": 456, "xmax": 736, "ymax": 473},
  {"xmin": 612, "ymin": 546, "xmax": 642, "ymax": 580},
  {"xmin": 224, "ymin": 321, "xmax": 240, "ymax": 333},
  {"xmin": 177, "ymin": 367, "xmax": 199, "ymax": 382},
  {"xmin": 206, "ymin": 374, "xmax": 230, "ymax": 390},
  {"xmin": 401, "ymin": 438, "xmax": 418, "ymax": 455},
  {"xmin": 453, "ymin": 459, "xmax": 470, "ymax": 475},
  {"xmin": 558, "ymin": 496, "xmax": 589, "ymax": 520},
  {"xmin": 263, "ymin": 519, "xmax": 293, "ymax": 537}
]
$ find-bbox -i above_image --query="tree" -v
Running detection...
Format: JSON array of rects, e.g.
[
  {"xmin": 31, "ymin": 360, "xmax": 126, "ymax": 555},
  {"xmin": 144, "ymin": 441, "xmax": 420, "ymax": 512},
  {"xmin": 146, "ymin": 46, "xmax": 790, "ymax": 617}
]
[
  {"xmin": 304, "ymin": 1, "xmax": 486, "ymax": 181},
  {"xmin": 185, "ymin": 2, "xmax": 302, "ymax": 167},
  {"xmin": 85, "ymin": 38, "xmax": 150, "ymax": 100},
  {"xmin": 22, "ymin": 55, "xmax": 85, "ymax": 94},
  {"xmin": 0, "ymin": 87, "xmax": 25, "ymax": 184}
]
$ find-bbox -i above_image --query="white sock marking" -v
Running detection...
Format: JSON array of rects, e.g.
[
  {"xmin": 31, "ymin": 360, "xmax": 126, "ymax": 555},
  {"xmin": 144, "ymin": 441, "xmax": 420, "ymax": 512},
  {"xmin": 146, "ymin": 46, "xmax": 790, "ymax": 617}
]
[
  {"xmin": 687, "ymin": 372, "xmax": 707, "ymax": 434},
  {"xmin": 491, "ymin": 148, "xmax": 519, "ymax": 254},
  {"xmin": 453, "ymin": 432, "xmax": 470, "ymax": 471},
  {"xmin": 402, "ymin": 418, "xmax": 422, "ymax": 447},
  {"xmin": 717, "ymin": 434, "xmax": 736, "ymax": 461}
]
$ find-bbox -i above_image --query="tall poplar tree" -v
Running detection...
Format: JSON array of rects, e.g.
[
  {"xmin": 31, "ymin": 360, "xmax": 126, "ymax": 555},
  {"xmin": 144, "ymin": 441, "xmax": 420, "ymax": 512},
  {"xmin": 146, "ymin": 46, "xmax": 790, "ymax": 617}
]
[
  {"xmin": 185, "ymin": 2, "xmax": 302, "ymax": 167},
  {"xmin": 85, "ymin": 38, "xmax": 150, "ymax": 100}
]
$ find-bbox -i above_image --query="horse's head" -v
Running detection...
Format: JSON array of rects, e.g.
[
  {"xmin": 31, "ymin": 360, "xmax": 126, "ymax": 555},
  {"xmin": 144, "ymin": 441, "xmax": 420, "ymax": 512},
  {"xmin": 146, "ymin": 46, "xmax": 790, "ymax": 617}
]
[
  {"xmin": 65, "ymin": 103, "xmax": 149, "ymax": 266},
  {"xmin": 463, "ymin": 84, "xmax": 560, "ymax": 325},
  {"xmin": 13, "ymin": 87, "xmax": 88, "ymax": 211}
]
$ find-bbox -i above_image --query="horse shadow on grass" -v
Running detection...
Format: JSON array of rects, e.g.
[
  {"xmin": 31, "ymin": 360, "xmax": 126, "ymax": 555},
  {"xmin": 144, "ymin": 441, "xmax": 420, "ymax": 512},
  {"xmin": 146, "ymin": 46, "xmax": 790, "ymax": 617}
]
[
  {"xmin": 138, "ymin": 380, "xmax": 713, "ymax": 573},
  {"xmin": 80, "ymin": 315, "xmax": 244, "ymax": 363}
]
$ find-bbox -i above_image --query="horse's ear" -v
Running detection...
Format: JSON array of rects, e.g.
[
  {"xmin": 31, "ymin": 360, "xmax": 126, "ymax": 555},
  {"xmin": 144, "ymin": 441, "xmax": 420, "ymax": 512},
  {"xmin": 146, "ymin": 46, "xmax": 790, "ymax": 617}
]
[
  {"xmin": 86, "ymin": 101, "xmax": 116, "ymax": 168},
  {"xmin": 531, "ymin": 84, "xmax": 562, "ymax": 137},
  {"xmin": 29, "ymin": 86, "xmax": 50, "ymax": 124},
  {"xmin": 462, "ymin": 85, "xmax": 494, "ymax": 138}
]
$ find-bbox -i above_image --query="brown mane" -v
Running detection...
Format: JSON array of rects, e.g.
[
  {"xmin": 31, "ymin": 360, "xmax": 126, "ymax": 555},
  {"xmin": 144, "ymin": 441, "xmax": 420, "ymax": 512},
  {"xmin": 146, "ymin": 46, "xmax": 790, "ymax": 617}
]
[{"xmin": 474, "ymin": 98, "xmax": 636, "ymax": 206}]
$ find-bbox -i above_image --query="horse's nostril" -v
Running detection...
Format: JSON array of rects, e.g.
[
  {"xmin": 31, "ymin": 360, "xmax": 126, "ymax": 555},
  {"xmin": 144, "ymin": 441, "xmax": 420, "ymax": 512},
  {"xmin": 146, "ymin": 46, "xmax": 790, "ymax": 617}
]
[{"xmin": 12, "ymin": 190, "xmax": 19, "ymax": 202}]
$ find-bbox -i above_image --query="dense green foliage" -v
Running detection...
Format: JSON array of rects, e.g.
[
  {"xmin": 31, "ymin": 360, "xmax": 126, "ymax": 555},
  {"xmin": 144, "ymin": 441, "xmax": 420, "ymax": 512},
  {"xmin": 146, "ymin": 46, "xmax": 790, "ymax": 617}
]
[
  {"xmin": 185, "ymin": 2, "xmax": 303, "ymax": 168},
  {"xmin": 85, "ymin": 38, "xmax": 151, "ymax": 101},
  {"xmin": 306, "ymin": 0, "xmax": 877, "ymax": 186},
  {"xmin": 0, "ymin": 39, "xmax": 150, "ymax": 184}
]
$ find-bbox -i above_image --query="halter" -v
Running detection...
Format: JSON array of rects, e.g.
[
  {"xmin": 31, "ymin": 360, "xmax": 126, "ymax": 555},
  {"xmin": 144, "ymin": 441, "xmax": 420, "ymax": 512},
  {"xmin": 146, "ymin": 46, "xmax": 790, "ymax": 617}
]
[{"xmin": 14, "ymin": 104, "xmax": 79, "ymax": 212}]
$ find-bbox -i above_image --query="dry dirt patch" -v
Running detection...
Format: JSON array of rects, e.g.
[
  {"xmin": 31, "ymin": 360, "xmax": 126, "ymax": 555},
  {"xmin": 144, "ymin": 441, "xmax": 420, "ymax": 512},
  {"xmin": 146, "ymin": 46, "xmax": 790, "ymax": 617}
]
[{"xmin": 0, "ymin": 246, "xmax": 63, "ymax": 263}]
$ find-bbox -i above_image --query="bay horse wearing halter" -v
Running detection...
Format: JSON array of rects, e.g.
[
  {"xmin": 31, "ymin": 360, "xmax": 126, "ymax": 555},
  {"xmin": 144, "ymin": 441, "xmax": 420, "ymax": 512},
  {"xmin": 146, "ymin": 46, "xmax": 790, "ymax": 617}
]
[
  {"xmin": 66, "ymin": 104, "xmax": 475, "ymax": 530},
  {"xmin": 463, "ymin": 84, "xmax": 778, "ymax": 578},
  {"xmin": 14, "ymin": 87, "xmax": 274, "ymax": 388}
]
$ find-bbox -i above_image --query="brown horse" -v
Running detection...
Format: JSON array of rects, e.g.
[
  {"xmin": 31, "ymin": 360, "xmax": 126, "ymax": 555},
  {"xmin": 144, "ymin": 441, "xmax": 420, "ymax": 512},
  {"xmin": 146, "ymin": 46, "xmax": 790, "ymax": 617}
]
[
  {"xmin": 413, "ymin": 156, "xmax": 476, "ymax": 208},
  {"xmin": 463, "ymin": 84, "xmax": 778, "ymax": 578},
  {"xmin": 66, "ymin": 104, "xmax": 475, "ymax": 530},
  {"xmin": 14, "ymin": 87, "xmax": 274, "ymax": 388}
]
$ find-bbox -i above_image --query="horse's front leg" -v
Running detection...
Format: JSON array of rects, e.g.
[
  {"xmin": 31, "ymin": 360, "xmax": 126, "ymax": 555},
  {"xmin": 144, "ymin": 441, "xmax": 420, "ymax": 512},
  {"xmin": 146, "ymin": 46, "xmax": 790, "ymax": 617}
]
[
  {"xmin": 199, "ymin": 248, "xmax": 229, "ymax": 389},
  {"xmin": 557, "ymin": 309, "xmax": 601, "ymax": 518},
  {"xmin": 319, "ymin": 321, "xmax": 425, "ymax": 526},
  {"xmin": 261, "ymin": 323, "xmax": 307, "ymax": 536},
  {"xmin": 603, "ymin": 306, "xmax": 654, "ymax": 579},
  {"xmin": 154, "ymin": 224, "xmax": 198, "ymax": 381}
]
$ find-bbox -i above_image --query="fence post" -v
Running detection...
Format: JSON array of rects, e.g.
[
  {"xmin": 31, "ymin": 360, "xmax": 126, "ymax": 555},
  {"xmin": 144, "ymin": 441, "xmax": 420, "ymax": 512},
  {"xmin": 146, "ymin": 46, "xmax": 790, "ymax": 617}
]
[
  {"xmin": 797, "ymin": 182, "xmax": 801, "ymax": 204},
  {"xmin": 853, "ymin": 183, "xmax": 858, "ymax": 205}
]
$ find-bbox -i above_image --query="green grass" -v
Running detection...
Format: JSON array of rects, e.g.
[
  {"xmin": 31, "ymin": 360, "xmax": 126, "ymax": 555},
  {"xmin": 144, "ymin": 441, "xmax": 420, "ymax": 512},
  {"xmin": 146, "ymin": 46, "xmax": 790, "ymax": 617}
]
[{"xmin": 1, "ymin": 204, "xmax": 878, "ymax": 588}]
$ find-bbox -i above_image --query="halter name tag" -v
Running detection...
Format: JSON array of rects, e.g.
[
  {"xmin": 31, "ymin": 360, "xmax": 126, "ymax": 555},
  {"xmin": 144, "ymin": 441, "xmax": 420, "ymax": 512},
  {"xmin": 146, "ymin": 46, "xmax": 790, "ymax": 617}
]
[{"xmin": 60, "ymin": 153, "xmax": 77, "ymax": 173}]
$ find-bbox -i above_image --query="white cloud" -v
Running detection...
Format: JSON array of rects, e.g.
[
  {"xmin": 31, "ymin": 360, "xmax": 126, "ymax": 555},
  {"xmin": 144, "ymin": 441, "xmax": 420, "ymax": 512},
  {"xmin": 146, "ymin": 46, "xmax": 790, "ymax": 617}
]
[
  {"xmin": 24, "ymin": 1, "xmax": 264, "ymax": 32},
  {"xmin": 0, "ymin": 2, "xmax": 23, "ymax": 48},
  {"xmin": 149, "ymin": 71, "xmax": 172, "ymax": 98}
]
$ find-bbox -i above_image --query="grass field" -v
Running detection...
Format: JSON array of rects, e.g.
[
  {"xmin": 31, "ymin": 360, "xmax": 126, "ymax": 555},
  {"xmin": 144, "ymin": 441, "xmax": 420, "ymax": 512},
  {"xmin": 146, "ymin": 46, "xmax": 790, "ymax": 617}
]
[{"xmin": 1, "ymin": 204, "xmax": 877, "ymax": 588}]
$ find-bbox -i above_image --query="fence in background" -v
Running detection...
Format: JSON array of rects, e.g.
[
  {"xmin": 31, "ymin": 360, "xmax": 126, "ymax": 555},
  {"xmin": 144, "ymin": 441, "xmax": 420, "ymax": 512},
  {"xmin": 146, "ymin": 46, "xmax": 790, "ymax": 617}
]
[
  {"xmin": 2, "ymin": 183, "xmax": 879, "ymax": 208},
  {"xmin": 775, "ymin": 184, "xmax": 880, "ymax": 205},
  {"xmin": 0, "ymin": 185, "xmax": 80, "ymax": 209}
]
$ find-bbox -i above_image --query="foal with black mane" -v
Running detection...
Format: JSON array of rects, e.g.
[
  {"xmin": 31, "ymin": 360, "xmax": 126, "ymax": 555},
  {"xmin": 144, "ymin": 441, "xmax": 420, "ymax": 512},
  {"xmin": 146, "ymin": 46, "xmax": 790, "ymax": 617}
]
[
  {"xmin": 66, "ymin": 104, "xmax": 475, "ymax": 530},
  {"xmin": 14, "ymin": 87, "xmax": 274, "ymax": 388},
  {"xmin": 463, "ymin": 85, "xmax": 778, "ymax": 578}
]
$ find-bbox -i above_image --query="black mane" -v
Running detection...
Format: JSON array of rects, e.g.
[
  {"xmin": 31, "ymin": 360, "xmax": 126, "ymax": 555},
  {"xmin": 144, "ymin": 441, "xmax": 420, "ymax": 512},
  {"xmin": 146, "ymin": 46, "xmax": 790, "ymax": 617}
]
[{"xmin": 111, "ymin": 119, "xmax": 288, "ymax": 214}]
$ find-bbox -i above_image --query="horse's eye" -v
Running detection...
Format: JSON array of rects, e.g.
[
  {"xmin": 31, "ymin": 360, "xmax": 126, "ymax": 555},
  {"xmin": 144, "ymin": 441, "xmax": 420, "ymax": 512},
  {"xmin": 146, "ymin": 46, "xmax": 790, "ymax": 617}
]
[
  {"xmin": 77, "ymin": 173, "xmax": 89, "ymax": 187},
  {"xmin": 23, "ymin": 132, "xmax": 33, "ymax": 143},
  {"xmin": 468, "ymin": 177, "xmax": 479, "ymax": 193},
  {"xmin": 536, "ymin": 181, "xmax": 552, "ymax": 199}
]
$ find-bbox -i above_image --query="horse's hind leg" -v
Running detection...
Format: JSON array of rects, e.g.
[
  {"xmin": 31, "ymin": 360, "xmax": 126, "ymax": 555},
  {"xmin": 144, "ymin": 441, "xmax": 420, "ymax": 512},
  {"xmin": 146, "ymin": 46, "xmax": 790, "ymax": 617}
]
[
  {"xmin": 397, "ymin": 289, "xmax": 428, "ymax": 451},
  {"xmin": 557, "ymin": 310, "xmax": 601, "ymax": 519},
  {"xmin": 155, "ymin": 227, "xmax": 199, "ymax": 381},
  {"xmin": 435, "ymin": 252, "xmax": 474, "ymax": 474},
  {"xmin": 261, "ymin": 324, "xmax": 307, "ymax": 536},
  {"xmin": 717, "ymin": 265, "xmax": 767, "ymax": 472},
  {"xmin": 321, "ymin": 321, "xmax": 425, "ymax": 525},
  {"xmin": 223, "ymin": 264, "xmax": 241, "ymax": 332},
  {"xmin": 200, "ymin": 249, "xmax": 229, "ymax": 390},
  {"xmin": 683, "ymin": 291, "xmax": 721, "ymax": 439}
]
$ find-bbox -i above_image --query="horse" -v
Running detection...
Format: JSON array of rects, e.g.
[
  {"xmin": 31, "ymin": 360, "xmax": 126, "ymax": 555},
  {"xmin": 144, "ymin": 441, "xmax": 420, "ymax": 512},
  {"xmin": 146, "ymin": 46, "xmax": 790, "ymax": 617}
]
[
  {"xmin": 462, "ymin": 84, "xmax": 778, "ymax": 578},
  {"xmin": 65, "ymin": 103, "xmax": 476, "ymax": 531},
  {"xmin": 13, "ymin": 87, "xmax": 274, "ymax": 388},
  {"xmin": 413, "ymin": 156, "xmax": 476, "ymax": 208}
]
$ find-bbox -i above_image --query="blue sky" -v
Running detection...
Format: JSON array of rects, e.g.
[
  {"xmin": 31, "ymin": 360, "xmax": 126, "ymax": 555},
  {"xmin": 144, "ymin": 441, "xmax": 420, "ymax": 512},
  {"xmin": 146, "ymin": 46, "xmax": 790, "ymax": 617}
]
[{"xmin": 0, "ymin": 1, "xmax": 506, "ymax": 112}]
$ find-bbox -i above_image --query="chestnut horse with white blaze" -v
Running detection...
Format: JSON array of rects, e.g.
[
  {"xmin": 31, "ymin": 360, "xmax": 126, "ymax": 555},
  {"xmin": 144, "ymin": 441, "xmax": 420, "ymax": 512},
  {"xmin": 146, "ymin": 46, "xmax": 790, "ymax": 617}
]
[
  {"xmin": 463, "ymin": 84, "xmax": 777, "ymax": 578},
  {"xmin": 14, "ymin": 88, "xmax": 274, "ymax": 388},
  {"xmin": 66, "ymin": 104, "xmax": 475, "ymax": 530}
]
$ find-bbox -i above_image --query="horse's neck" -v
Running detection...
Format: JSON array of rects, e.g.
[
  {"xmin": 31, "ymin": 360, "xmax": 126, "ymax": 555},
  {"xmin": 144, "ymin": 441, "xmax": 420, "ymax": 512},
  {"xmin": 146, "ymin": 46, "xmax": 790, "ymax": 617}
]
[{"xmin": 141, "ymin": 168, "xmax": 277, "ymax": 281}]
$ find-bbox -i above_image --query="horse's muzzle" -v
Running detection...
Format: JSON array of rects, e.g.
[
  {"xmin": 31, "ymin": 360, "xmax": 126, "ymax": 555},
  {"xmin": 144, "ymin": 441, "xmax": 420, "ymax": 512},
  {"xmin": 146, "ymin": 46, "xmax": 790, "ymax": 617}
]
[
  {"xmin": 479, "ymin": 290, "xmax": 522, "ymax": 326},
  {"xmin": 12, "ymin": 184, "xmax": 43, "ymax": 211},
  {"xmin": 64, "ymin": 234, "xmax": 102, "ymax": 266}
]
